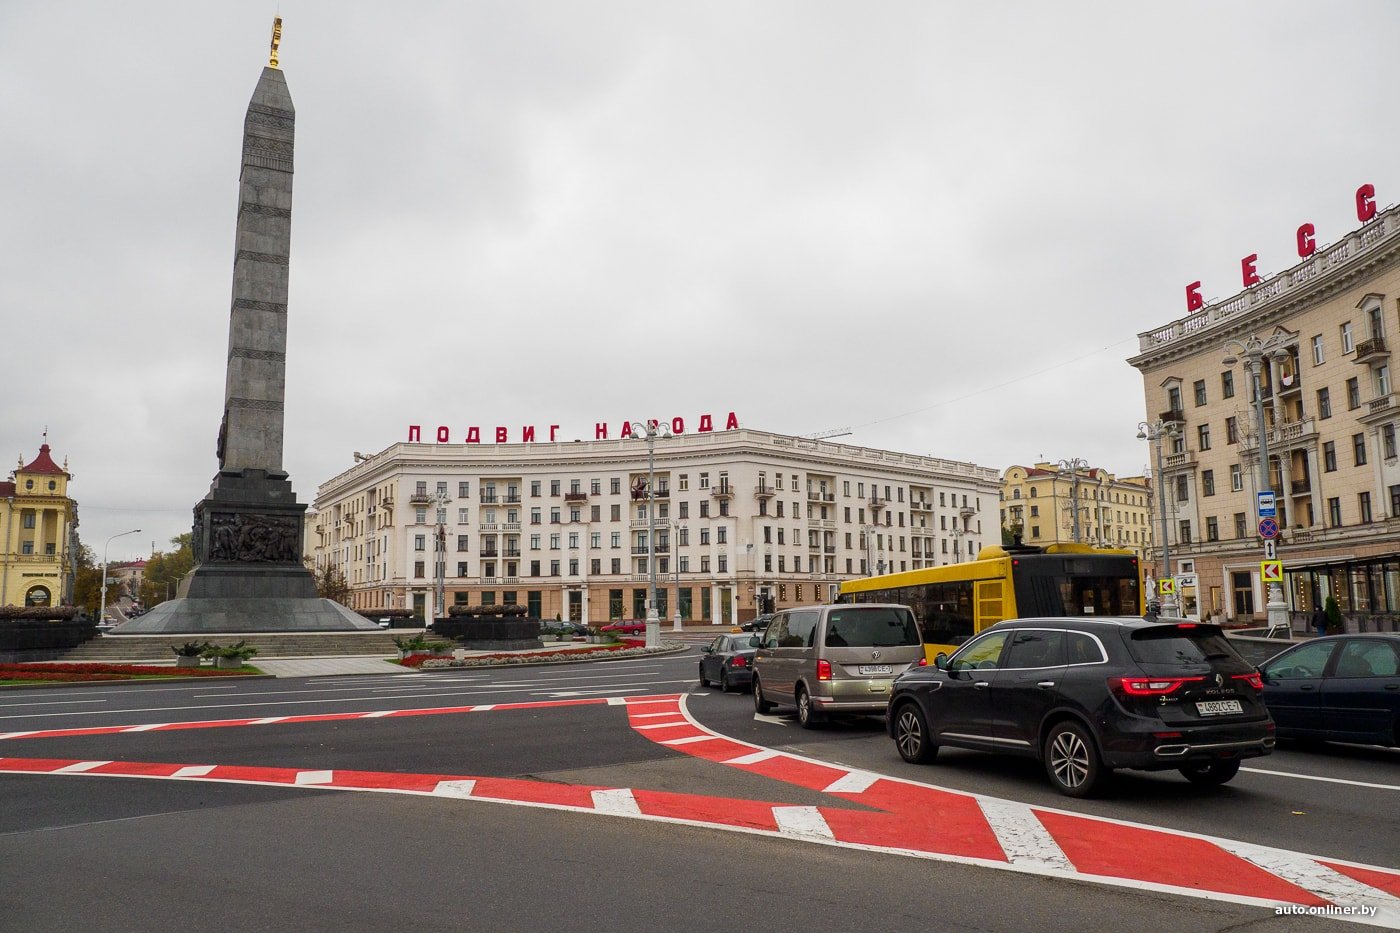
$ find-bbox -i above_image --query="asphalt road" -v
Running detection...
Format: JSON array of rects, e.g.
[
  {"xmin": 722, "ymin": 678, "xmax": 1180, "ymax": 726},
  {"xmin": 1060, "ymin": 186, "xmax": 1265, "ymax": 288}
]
[{"xmin": 0, "ymin": 649, "xmax": 1393, "ymax": 931}]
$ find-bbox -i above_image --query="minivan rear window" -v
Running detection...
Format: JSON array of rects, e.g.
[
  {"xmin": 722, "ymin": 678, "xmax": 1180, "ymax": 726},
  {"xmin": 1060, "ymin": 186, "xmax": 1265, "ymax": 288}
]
[
  {"xmin": 1127, "ymin": 625, "xmax": 1240, "ymax": 665},
  {"xmin": 825, "ymin": 608, "xmax": 920, "ymax": 647}
]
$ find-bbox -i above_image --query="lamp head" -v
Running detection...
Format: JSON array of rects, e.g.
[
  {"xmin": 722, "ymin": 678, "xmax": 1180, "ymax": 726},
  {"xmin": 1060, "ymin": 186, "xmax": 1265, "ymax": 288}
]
[
  {"xmin": 1136, "ymin": 430, "xmax": 1147, "ymax": 440},
  {"xmin": 1222, "ymin": 355, "xmax": 1238, "ymax": 367}
]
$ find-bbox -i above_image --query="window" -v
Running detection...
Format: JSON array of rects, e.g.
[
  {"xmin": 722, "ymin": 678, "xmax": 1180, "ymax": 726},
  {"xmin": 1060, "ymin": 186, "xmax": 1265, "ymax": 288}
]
[
  {"xmin": 1386, "ymin": 424, "xmax": 1398, "ymax": 460},
  {"xmin": 610, "ymin": 477, "xmax": 621, "ymax": 495},
  {"xmin": 699, "ymin": 473, "xmax": 710, "ymax": 489},
  {"xmin": 1391, "ymin": 484, "xmax": 1400, "ymax": 519},
  {"xmin": 1324, "ymin": 441, "xmax": 1337, "ymax": 472},
  {"xmin": 717, "ymin": 555, "xmax": 727, "ymax": 573},
  {"xmin": 550, "ymin": 507, "xmax": 560, "ymax": 523},
  {"xmin": 1347, "ymin": 377, "xmax": 1361, "ymax": 409},
  {"xmin": 415, "ymin": 508, "xmax": 426, "ymax": 524},
  {"xmin": 1178, "ymin": 520, "xmax": 1192, "ymax": 544},
  {"xmin": 456, "ymin": 535, "xmax": 469, "ymax": 552},
  {"xmin": 678, "ymin": 474, "xmax": 689, "ymax": 492},
  {"xmin": 1342, "ymin": 322, "xmax": 1355, "ymax": 354},
  {"xmin": 717, "ymin": 527, "xmax": 727, "ymax": 544},
  {"xmin": 1354, "ymin": 433, "xmax": 1368, "ymax": 466},
  {"xmin": 700, "ymin": 501, "xmax": 710, "ymax": 518},
  {"xmin": 1226, "ymin": 416, "xmax": 1238, "ymax": 444},
  {"xmin": 1230, "ymin": 464, "xmax": 1243, "ymax": 491},
  {"xmin": 1206, "ymin": 516, "xmax": 1219, "ymax": 541},
  {"xmin": 1197, "ymin": 424, "xmax": 1211, "ymax": 451},
  {"xmin": 1328, "ymin": 497, "xmax": 1342, "ymax": 526},
  {"xmin": 549, "ymin": 560, "xmax": 560, "ymax": 576},
  {"xmin": 1193, "ymin": 379, "xmax": 1207, "ymax": 406},
  {"xmin": 550, "ymin": 480, "xmax": 560, "ymax": 496},
  {"xmin": 1234, "ymin": 512, "xmax": 1248, "ymax": 538},
  {"xmin": 611, "ymin": 532, "xmax": 621, "ymax": 548},
  {"xmin": 590, "ymin": 532, "xmax": 601, "ymax": 548},
  {"xmin": 413, "ymin": 561, "xmax": 425, "ymax": 577},
  {"xmin": 1360, "ymin": 492, "xmax": 1374, "ymax": 524},
  {"xmin": 1369, "ymin": 304, "xmax": 1386, "ymax": 339},
  {"xmin": 530, "ymin": 534, "xmax": 540, "ymax": 549},
  {"xmin": 549, "ymin": 534, "xmax": 560, "ymax": 549},
  {"xmin": 1317, "ymin": 387, "xmax": 1331, "ymax": 419},
  {"xmin": 1221, "ymin": 370, "xmax": 1235, "ymax": 398},
  {"xmin": 530, "ymin": 481, "xmax": 541, "ymax": 497},
  {"xmin": 414, "ymin": 535, "xmax": 426, "ymax": 551},
  {"xmin": 1174, "ymin": 475, "xmax": 1188, "ymax": 502},
  {"xmin": 1167, "ymin": 385, "xmax": 1183, "ymax": 413},
  {"xmin": 1202, "ymin": 470, "xmax": 1215, "ymax": 496},
  {"xmin": 611, "ymin": 558, "xmax": 621, "ymax": 574},
  {"xmin": 611, "ymin": 504, "xmax": 621, "ymax": 521},
  {"xmin": 1311, "ymin": 334, "xmax": 1325, "ymax": 365}
]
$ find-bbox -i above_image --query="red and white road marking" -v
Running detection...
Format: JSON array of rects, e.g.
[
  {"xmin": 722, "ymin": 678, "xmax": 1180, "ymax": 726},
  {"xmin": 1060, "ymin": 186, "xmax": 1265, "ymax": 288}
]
[{"xmin": 1, "ymin": 692, "xmax": 1396, "ymax": 926}]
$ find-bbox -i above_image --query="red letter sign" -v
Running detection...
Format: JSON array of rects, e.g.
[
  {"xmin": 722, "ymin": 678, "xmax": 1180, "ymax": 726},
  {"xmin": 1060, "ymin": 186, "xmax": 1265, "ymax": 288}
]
[
  {"xmin": 1357, "ymin": 184, "xmax": 1377, "ymax": 222},
  {"xmin": 1185, "ymin": 282, "xmax": 1203, "ymax": 312},
  {"xmin": 1241, "ymin": 254, "xmax": 1261, "ymax": 287},
  {"xmin": 1297, "ymin": 223, "xmax": 1316, "ymax": 257}
]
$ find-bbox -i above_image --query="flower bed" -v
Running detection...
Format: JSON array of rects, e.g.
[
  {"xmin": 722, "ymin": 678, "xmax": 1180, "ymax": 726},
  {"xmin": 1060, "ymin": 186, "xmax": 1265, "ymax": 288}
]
[
  {"xmin": 0, "ymin": 662, "xmax": 258, "ymax": 683},
  {"xmin": 399, "ymin": 639, "xmax": 658, "ymax": 669}
]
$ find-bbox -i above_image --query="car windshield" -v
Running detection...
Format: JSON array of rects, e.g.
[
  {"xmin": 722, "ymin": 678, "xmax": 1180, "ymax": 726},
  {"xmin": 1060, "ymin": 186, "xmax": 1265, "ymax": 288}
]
[
  {"xmin": 824, "ymin": 607, "xmax": 920, "ymax": 647},
  {"xmin": 1127, "ymin": 625, "xmax": 1240, "ymax": 665}
]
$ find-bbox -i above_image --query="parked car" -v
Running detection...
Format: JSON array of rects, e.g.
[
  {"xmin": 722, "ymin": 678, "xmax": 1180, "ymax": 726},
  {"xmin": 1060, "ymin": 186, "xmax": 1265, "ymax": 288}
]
[
  {"xmin": 741, "ymin": 614, "xmax": 774, "ymax": 633},
  {"xmin": 1258, "ymin": 633, "xmax": 1400, "ymax": 747},
  {"xmin": 541, "ymin": 620, "xmax": 589, "ymax": 637},
  {"xmin": 752, "ymin": 604, "xmax": 925, "ymax": 728},
  {"xmin": 886, "ymin": 617, "xmax": 1275, "ymax": 797},
  {"xmin": 698, "ymin": 633, "xmax": 760, "ymax": 692},
  {"xmin": 601, "ymin": 619, "xmax": 647, "ymax": 635}
]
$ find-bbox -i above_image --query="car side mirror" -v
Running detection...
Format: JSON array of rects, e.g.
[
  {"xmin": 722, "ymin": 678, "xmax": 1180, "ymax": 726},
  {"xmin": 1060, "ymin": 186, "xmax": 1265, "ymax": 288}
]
[
  {"xmin": 933, "ymin": 652, "xmax": 949, "ymax": 671},
  {"xmin": 1257, "ymin": 666, "xmax": 1273, "ymax": 685},
  {"xmin": 748, "ymin": 636, "xmax": 760, "ymax": 648},
  {"xmin": 702, "ymin": 646, "xmax": 713, "ymax": 654}
]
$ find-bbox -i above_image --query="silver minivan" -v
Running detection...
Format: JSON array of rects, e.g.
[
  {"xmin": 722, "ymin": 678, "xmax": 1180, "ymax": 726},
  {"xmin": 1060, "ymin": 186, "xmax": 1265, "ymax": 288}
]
[{"xmin": 752, "ymin": 603, "xmax": 924, "ymax": 728}]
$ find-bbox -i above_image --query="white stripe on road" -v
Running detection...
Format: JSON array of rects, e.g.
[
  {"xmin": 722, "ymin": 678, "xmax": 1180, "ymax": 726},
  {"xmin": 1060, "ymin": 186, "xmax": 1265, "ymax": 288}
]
[
  {"xmin": 1218, "ymin": 840, "xmax": 1400, "ymax": 927},
  {"xmin": 631, "ymin": 712, "xmax": 683, "ymax": 719},
  {"xmin": 822, "ymin": 771, "xmax": 881, "ymax": 794},
  {"xmin": 249, "ymin": 717, "xmax": 286, "ymax": 725},
  {"xmin": 659, "ymin": 735, "xmax": 719, "ymax": 746},
  {"xmin": 1241, "ymin": 767, "xmax": 1400, "ymax": 792},
  {"xmin": 294, "ymin": 770, "xmax": 335, "ymax": 785},
  {"xmin": 54, "ymin": 760, "xmax": 111, "ymax": 773},
  {"xmin": 362, "ymin": 711, "xmax": 394, "ymax": 718},
  {"xmin": 122, "ymin": 724, "xmax": 166, "ymax": 732},
  {"xmin": 773, "ymin": 806, "xmax": 835, "ymax": 841},
  {"xmin": 977, "ymin": 798, "xmax": 1075, "ymax": 872},
  {"xmin": 725, "ymin": 749, "xmax": 778, "ymax": 765},
  {"xmin": 172, "ymin": 765, "xmax": 216, "ymax": 778},
  {"xmin": 433, "ymin": 780, "xmax": 477, "ymax": 798},
  {"xmin": 635, "ymin": 722, "xmax": 691, "ymax": 730},
  {"xmin": 0, "ymin": 732, "xmax": 37, "ymax": 740},
  {"xmin": 472, "ymin": 705, "xmax": 495, "ymax": 711},
  {"xmin": 591, "ymin": 788, "xmax": 642, "ymax": 816}
]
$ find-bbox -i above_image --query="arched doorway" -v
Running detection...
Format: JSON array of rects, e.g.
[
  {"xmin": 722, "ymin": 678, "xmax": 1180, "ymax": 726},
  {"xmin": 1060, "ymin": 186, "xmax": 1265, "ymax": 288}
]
[{"xmin": 25, "ymin": 585, "xmax": 52, "ymax": 607}]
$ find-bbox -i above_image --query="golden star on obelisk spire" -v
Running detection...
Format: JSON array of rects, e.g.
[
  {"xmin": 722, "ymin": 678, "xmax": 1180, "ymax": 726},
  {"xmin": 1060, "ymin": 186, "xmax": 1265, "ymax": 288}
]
[{"xmin": 268, "ymin": 16, "xmax": 282, "ymax": 69}]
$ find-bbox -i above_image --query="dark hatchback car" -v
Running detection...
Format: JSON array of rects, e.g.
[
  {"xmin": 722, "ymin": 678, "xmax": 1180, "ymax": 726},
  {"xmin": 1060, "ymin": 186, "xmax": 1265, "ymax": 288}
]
[
  {"xmin": 1259, "ymin": 634, "xmax": 1400, "ymax": 747},
  {"xmin": 887, "ymin": 617, "xmax": 1275, "ymax": 797},
  {"xmin": 698, "ymin": 633, "xmax": 759, "ymax": 692}
]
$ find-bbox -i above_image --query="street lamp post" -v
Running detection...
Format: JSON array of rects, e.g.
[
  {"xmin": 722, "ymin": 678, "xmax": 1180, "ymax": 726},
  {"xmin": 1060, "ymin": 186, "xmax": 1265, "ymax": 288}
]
[
  {"xmin": 630, "ymin": 420, "xmax": 672, "ymax": 648},
  {"xmin": 1137, "ymin": 420, "xmax": 1180, "ymax": 615},
  {"xmin": 433, "ymin": 490, "xmax": 451, "ymax": 623},
  {"xmin": 1224, "ymin": 334, "xmax": 1293, "ymax": 630},
  {"xmin": 1056, "ymin": 458, "xmax": 1089, "ymax": 543},
  {"xmin": 671, "ymin": 519, "xmax": 684, "ymax": 631},
  {"xmin": 99, "ymin": 528, "xmax": 141, "ymax": 626}
]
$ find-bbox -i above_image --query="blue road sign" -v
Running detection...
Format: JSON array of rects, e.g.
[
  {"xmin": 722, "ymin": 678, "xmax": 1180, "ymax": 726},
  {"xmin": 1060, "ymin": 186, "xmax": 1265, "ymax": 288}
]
[
  {"xmin": 1258, "ymin": 517, "xmax": 1280, "ymax": 540},
  {"xmin": 1257, "ymin": 491, "xmax": 1277, "ymax": 518}
]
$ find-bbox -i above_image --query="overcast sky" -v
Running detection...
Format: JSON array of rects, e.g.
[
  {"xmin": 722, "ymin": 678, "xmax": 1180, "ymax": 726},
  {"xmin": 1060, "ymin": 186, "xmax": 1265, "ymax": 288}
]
[{"xmin": 4, "ymin": 2, "xmax": 1398, "ymax": 563}]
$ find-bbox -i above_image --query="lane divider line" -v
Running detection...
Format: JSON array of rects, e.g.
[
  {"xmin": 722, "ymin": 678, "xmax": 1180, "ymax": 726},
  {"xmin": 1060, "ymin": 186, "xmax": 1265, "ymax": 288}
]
[
  {"xmin": 171, "ymin": 765, "xmax": 216, "ymax": 778},
  {"xmin": 1218, "ymin": 840, "xmax": 1400, "ymax": 928},
  {"xmin": 976, "ymin": 798, "xmax": 1075, "ymax": 872},
  {"xmin": 724, "ymin": 749, "xmax": 779, "ymax": 765},
  {"xmin": 822, "ymin": 770, "xmax": 881, "ymax": 794},
  {"xmin": 294, "ymin": 770, "xmax": 335, "ymax": 786},
  {"xmin": 591, "ymin": 788, "xmax": 642, "ymax": 816},
  {"xmin": 433, "ymin": 780, "xmax": 477, "ymax": 798},
  {"xmin": 1240, "ymin": 767, "xmax": 1400, "ymax": 792},
  {"xmin": 773, "ymin": 806, "xmax": 835, "ymax": 841},
  {"xmin": 54, "ymin": 760, "xmax": 112, "ymax": 774}
]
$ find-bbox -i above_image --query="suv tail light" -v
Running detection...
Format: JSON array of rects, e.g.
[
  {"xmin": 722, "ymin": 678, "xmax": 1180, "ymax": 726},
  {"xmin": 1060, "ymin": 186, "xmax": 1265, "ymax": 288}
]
[
  {"xmin": 816, "ymin": 659, "xmax": 833, "ymax": 681},
  {"xmin": 1108, "ymin": 675, "xmax": 1204, "ymax": 697},
  {"xmin": 1232, "ymin": 671, "xmax": 1263, "ymax": 691}
]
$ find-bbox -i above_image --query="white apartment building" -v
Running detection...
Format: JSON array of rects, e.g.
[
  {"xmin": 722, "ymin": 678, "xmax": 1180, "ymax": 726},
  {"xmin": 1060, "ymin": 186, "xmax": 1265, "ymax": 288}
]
[{"xmin": 310, "ymin": 428, "xmax": 1001, "ymax": 625}]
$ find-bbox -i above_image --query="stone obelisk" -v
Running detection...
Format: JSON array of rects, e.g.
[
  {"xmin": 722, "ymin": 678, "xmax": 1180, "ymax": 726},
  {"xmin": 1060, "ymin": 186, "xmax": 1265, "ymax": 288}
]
[{"xmin": 122, "ymin": 20, "xmax": 376, "ymax": 633}]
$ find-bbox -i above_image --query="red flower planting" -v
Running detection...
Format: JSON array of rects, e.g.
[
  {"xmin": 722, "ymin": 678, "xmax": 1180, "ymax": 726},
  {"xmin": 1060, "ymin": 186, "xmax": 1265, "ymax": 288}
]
[{"xmin": 0, "ymin": 663, "xmax": 256, "ymax": 681}]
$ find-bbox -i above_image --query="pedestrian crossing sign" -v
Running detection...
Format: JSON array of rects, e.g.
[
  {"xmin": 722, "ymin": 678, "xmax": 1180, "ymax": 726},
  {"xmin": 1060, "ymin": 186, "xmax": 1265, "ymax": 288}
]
[
  {"xmin": 1158, "ymin": 578, "xmax": 1176, "ymax": 596},
  {"xmin": 1260, "ymin": 560, "xmax": 1283, "ymax": 583}
]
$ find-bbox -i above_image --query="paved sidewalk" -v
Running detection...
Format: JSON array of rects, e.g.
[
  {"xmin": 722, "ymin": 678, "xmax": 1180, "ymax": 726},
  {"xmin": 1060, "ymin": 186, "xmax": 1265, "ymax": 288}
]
[{"xmin": 253, "ymin": 656, "xmax": 412, "ymax": 677}]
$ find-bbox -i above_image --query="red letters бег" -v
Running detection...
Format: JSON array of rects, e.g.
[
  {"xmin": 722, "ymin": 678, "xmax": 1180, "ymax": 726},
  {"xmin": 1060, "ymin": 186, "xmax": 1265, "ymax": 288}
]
[
  {"xmin": 725, "ymin": 412, "xmax": 739, "ymax": 430},
  {"xmin": 495, "ymin": 427, "xmax": 508, "ymax": 443},
  {"xmin": 549, "ymin": 425, "xmax": 560, "ymax": 441},
  {"xmin": 1241, "ymin": 254, "xmax": 1261, "ymax": 287},
  {"xmin": 671, "ymin": 417, "xmax": 684, "ymax": 435},
  {"xmin": 697, "ymin": 415, "xmax": 713, "ymax": 433},
  {"xmin": 522, "ymin": 425, "xmax": 536, "ymax": 442},
  {"xmin": 407, "ymin": 425, "xmax": 422, "ymax": 442},
  {"xmin": 1297, "ymin": 223, "xmax": 1317, "ymax": 257},
  {"xmin": 1357, "ymin": 184, "xmax": 1377, "ymax": 223},
  {"xmin": 1185, "ymin": 282, "xmax": 1204, "ymax": 313},
  {"xmin": 465, "ymin": 427, "xmax": 481, "ymax": 443},
  {"xmin": 436, "ymin": 426, "xmax": 451, "ymax": 443},
  {"xmin": 595, "ymin": 423, "xmax": 608, "ymax": 440}
]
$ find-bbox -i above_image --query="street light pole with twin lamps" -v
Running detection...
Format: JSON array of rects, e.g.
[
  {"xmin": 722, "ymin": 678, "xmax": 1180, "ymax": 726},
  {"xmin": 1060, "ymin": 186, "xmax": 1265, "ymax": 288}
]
[
  {"xmin": 1223, "ymin": 334, "xmax": 1293, "ymax": 631},
  {"xmin": 630, "ymin": 420, "xmax": 672, "ymax": 648},
  {"xmin": 99, "ymin": 528, "xmax": 141, "ymax": 626},
  {"xmin": 1136, "ymin": 420, "xmax": 1179, "ymax": 616},
  {"xmin": 1056, "ymin": 457, "xmax": 1090, "ymax": 543}
]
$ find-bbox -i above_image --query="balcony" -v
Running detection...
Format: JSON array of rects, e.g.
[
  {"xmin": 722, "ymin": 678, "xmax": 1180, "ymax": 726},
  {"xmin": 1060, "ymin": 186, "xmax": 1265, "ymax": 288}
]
[
  {"xmin": 564, "ymin": 492, "xmax": 588, "ymax": 504},
  {"xmin": 710, "ymin": 485, "xmax": 734, "ymax": 499},
  {"xmin": 911, "ymin": 500, "xmax": 932, "ymax": 512},
  {"xmin": 1161, "ymin": 448, "xmax": 1197, "ymax": 470},
  {"xmin": 504, "ymin": 549, "xmax": 522, "ymax": 558},
  {"xmin": 503, "ymin": 522, "xmax": 521, "ymax": 531},
  {"xmin": 754, "ymin": 484, "xmax": 775, "ymax": 499},
  {"xmin": 959, "ymin": 505, "xmax": 976, "ymax": 518},
  {"xmin": 1273, "ymin": 417, "xmax": 1318, "ymax": 445},
  {"xmin": 408, "ymin": 492, "xmax": 434, "ymax": 506},
  {"xmin": 824, "ymin": 545, "xmax": 837, "ymax": 554},
  {"xmin": 478, "ymin": 522, "xmax": 499, "ymax": 531},
  {"xmin": 503, "ymin": 495, "xmax": 521, "ymax": 504},
  {"xmin": 1290, "ymin": 479, "xmax": 1311, "ymax": 495},
  {"xmin": 1354, "ymin": 336, "xmax": 1389, "ymax": 363},
  {"xmin": 1160, "ymin": 408, "xmax": 1185, "ymax": 424},
  {"xmin": 870, "ymin": 497, "xmax": 887, "ymax": 509},
  {"xmin": 631, "ymin": 544, "xmax": 670, "ymax": 555},
  {"xmin": 808, "ymin": 491, "xmax": 822, "ymax": 501},
  {"xmin": 479, "ymin": 494, "xmax": 499, "ymax": 504}
]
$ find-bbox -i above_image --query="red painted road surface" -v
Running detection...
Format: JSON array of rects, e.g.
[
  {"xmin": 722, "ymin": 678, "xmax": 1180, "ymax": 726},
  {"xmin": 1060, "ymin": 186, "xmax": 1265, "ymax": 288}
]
[{"xmin": 1, "ymin": 693, "xmax": 1396, "ymax": 926}]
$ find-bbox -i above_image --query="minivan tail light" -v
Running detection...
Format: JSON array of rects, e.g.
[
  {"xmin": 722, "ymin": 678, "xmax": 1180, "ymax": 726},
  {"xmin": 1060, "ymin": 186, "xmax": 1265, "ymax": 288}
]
[
  {"xmin": 1232, "ymin": 672, "xmax": 1262, "ymax": 691},
  {"xmin": 816, "ymin": 659, "xmax": 833, "ymax": 681},
  {"xmin": 1109, "ymin": 675, "xmax": 1204, "ymax": 697}
]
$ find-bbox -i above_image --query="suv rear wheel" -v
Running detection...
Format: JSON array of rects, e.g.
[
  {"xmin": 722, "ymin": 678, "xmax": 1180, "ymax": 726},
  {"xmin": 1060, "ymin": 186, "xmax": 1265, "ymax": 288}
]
[
  {"xmin": 1044, "ymin": 721, "xmax": 1106, "ymax": 798},
  {"xmin": 893, "ymin": 701, "xmax": 938, "ymax": 764},
  {"xmin": 1179, "ymin": 759, "xmax": 1241, "ymax": 786},
  {"xmin": 753, "ymin": 676, "xmax": 775, "ymax": 714}
]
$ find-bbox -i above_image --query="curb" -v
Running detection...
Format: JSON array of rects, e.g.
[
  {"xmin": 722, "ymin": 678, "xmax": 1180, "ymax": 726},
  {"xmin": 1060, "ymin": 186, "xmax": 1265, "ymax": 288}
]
[
  {"xmin": 408, "ymin": 642, "xmax": 692, "ymax": 672},
  {"xmin": 0, "ymin": 672, "xmax": 278, "ymax": 691}
]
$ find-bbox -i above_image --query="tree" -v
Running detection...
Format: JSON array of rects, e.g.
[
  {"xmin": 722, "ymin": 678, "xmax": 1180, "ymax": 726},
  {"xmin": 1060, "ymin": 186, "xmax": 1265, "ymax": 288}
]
[
  {"xmin": 304, "ymin": 558, "xmax": 350, "ymax": 605},
  {"xmin": 139, "ymin": 534, "xmax": 194, "ymax": 607},
  {"xmin": 70, "ymin": 539, "xmax": 103, "ymax": 615}
]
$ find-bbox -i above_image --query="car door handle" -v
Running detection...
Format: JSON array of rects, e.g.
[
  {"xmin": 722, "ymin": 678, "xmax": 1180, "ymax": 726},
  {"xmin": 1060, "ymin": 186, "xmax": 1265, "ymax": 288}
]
[
  {"xmin": 1386, "ymin": 684, "xmax": 1399, "ymax": 691},
  {"xmin": 1037, "ymin": 681, "xmax": 1056, "ymax": 688},
  {"xmin": 974, "ymin": 681, "xmax": 990, "ymax": 689},
  {"xmin": 1300, "ymin": 685, "xmax": 1315, "ymax": 691}
]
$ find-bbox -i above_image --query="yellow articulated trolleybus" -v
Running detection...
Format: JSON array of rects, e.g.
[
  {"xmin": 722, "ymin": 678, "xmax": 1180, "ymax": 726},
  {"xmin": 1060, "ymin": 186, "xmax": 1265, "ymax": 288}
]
[{"xmin": 838, "ymin": 543, "xmax": 1145, "ymax": 661}]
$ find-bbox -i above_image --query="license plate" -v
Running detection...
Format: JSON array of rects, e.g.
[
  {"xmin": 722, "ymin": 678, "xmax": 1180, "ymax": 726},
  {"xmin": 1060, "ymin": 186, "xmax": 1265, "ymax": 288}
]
[
  {"xmin": 858, "ymin": 664, "xmax": 893, "ymax": 675},
  {"xmin": 1196, "ymin": 699, "xmax": 1243, "ymax": 716}
]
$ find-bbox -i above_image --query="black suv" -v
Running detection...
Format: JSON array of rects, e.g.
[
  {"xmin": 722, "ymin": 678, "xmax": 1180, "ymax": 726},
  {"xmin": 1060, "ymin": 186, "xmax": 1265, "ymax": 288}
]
[{"xmin": 886, "ymin": 617, "xmax": 1275, "ymax": 797}]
